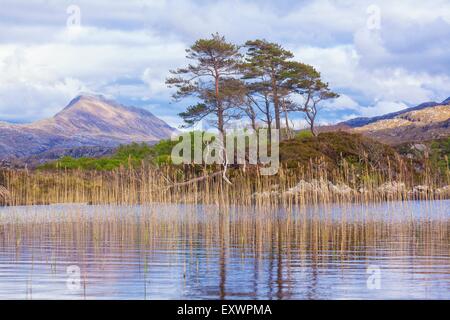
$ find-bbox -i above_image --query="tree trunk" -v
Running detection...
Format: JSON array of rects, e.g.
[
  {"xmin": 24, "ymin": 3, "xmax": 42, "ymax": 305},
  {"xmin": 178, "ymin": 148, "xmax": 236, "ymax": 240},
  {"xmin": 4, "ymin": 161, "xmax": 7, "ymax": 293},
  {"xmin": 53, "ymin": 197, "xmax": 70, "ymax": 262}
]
[
  {"xmin": 284, "ymin": 110, "xmax": 291, "ymax": 139},
  {"xmin": 281, "ymin": 98, "xmax": 291, "ymax": 139},
  {"xmin": 265, "ymin": 95, "xmax": 272, "ymax": 142},
  {"xmin": 251, "ymin": 116, "xmax": 257, "ymax": 131},
  {"xmin": 214, "ymin": 74, "xmax": 224, "ymax": 134},
  {"xmin": 309, "ymin": 117, "xmax": 316, "ymax": 137},
  {"xmin": 271, "ymin": 75, "xmax": 281, "ymax": 130},
  {"xmin": 309, "ymin": 103, "xmax": 318, "ymax": 137},
  {"xmin": 217, "ymin": 108, "xmax": 225, "ymax": 136}
]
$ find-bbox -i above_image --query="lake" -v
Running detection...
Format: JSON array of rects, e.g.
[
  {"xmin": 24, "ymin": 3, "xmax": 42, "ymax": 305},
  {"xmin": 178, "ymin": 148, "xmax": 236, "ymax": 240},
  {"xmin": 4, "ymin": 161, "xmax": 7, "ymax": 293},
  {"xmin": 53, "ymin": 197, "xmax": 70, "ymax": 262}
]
[{"xmin": 0, "ymin": 200, "xmax": 449, "ymax": 299}]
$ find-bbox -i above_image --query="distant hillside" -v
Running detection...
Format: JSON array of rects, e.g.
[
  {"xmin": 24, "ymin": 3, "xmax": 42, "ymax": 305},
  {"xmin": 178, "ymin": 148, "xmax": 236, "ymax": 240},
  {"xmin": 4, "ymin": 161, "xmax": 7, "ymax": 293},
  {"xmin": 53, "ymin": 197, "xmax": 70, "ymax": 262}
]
[
  {"xmin": 335, "ymin": 97, "xmax": 450, "ymax": 145},
  {"xmin": 0, "ymin": 94, "xmax": 176, "ymax": 162},
  {"xmin": 342, "ymin": 101, "xmax": 443, "ymax": 128},
  {"xmin": 353, "ymin": 102, "xmax": 450, "ymax": 144}
]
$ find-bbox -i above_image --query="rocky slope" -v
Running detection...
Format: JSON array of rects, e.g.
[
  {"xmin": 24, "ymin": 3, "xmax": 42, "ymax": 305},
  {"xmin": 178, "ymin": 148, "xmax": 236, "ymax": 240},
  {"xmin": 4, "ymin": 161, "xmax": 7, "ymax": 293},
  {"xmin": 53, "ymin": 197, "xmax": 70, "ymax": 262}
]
[
  {"xmin": 0, "ymin": 95, "xmax": 176, "ymax": 161},
  {"xmin": 342, "ymin": 99, "xmax": 447, "ymax": 128},
  {"xmin": 339, "ymin": 97, "xmax": 450, "ymax": 145}
]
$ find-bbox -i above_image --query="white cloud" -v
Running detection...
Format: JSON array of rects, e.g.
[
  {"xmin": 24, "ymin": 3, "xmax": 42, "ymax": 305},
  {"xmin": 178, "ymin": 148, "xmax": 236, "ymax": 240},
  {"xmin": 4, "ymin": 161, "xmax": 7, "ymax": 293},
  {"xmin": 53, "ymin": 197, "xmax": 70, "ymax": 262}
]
[
  {"xmin": 324, "ymin": 94, "xmax": 361, "ymax": 111},
  {"xmin": 157, "ymin": 115, "xmax": 185, "ymax": 130},
  {"xmin": 0, "ymin": 24, "xmax": 186, "ymax": 121},
  {"xmin": 0, "ymin": 0, "xmax": 449, "ymax": 124},
  {"xmin": 292, "ymin": 41, "xmax": 450, "ymax": 115},
  {"xmin": 359, "ymin": 100, "xmax": 408, "ymax": 118},
  {"xmin": 289, "ymin": 118, "xmax": 309, "ymax": 130},
  {"xmin": 0, "ymin": 78, "xmax": 88, "ymax": 121}
]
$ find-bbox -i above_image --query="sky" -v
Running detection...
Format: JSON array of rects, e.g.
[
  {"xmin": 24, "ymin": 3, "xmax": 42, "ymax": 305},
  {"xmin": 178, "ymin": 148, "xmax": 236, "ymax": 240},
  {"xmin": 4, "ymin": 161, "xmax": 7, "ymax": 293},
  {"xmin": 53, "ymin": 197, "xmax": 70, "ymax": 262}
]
[{"xmin": 0, "ymin": 0, "xmax": 449, "ymax": 129}]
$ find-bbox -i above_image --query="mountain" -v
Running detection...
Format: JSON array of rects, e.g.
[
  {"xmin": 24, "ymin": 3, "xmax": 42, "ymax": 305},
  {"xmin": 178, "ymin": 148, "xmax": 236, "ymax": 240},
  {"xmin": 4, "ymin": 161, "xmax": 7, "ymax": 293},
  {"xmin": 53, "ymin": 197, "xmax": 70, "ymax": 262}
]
[
  {"xmin": 340, "ymin": 97, "xmax": 450, "ymax": 145},
  {"xmin": 342, "ymin": 101, "xmax": 441, "ymax": 128},
  {"xmin": 442, "ymin": 96, "xmax": 450, "ymax": 105},
  {"xmin": 0, "ymin": 94, "xmax": 176, "ymax": 161}
]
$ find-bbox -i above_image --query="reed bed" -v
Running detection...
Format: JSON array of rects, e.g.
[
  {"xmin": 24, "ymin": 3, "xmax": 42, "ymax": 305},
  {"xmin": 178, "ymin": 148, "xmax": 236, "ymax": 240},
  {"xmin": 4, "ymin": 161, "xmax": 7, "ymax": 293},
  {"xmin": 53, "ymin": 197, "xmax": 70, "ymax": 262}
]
[
  {"xmin": 2, "ymin": 204, "xmax": 448, "ymax": 255},
  {"xmin": 1, "ymin": 156, "xmax": 449, "ymax": 208}
]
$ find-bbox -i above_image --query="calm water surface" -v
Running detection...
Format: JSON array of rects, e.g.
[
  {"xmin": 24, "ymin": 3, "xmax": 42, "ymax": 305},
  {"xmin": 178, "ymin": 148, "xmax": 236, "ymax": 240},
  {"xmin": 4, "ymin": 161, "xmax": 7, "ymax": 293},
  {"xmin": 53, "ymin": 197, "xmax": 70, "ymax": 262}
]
[{"xmin": 0, "ymin": 201, "xmax": 448, "ymax": 299}]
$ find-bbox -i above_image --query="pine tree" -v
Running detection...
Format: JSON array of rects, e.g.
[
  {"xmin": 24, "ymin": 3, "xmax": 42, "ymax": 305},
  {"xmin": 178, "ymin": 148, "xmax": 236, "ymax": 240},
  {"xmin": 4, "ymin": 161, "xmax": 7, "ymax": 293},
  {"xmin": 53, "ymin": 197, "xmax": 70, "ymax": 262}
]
[
  {"xmin": 242, "ymin": 40, "xmax": 293, "ymax": 131},
  {"xmin": 166, "ymin": 33, "xmax": 242, "ymax": 136}
]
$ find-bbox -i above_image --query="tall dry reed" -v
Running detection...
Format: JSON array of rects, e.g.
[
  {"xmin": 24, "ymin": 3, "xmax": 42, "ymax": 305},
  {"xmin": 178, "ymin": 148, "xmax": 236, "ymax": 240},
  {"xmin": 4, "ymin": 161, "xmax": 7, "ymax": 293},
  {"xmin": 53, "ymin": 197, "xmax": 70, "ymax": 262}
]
[{"xmin": 1, "ymin": 157, "xmax": 448, "ymax": 208}]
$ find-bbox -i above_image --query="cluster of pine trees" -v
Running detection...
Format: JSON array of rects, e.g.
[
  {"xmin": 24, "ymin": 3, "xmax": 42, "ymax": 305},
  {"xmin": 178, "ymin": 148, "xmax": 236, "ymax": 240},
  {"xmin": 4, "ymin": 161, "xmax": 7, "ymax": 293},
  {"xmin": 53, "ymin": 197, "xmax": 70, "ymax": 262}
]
[{"xmin": 166, "ymin": 33, "xmax": 338, "ymax": 138}]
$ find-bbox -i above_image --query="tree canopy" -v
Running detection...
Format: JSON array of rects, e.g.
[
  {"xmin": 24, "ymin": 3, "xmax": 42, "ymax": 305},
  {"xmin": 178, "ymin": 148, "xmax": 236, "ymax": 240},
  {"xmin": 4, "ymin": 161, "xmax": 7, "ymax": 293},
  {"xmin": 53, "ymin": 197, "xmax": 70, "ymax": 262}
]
[{"xmin": 167, "ymin": 34, "xmax": 338, "ymax": 138}]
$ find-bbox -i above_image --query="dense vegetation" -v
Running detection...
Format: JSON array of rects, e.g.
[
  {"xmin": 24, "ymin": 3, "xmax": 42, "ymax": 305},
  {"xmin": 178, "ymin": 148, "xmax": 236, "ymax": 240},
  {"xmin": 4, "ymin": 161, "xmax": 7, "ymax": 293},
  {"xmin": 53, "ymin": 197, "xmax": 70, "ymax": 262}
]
[
  {"xmin": 281, "ymin": 131, "xmax": 401, "ymax": 173},
  {"xmin": 38, "ymin": 140, "xmax": 178, "ymax": 171},
  {"xmin": 35, "ymin": 129, "xmax": 449, "ymax": 196},
  {"xmin": 396, "ymin": 137, "xmax": 450, "ymax": 175},
  {"xmin": 4, "ymin": 132, "xmax": 448, "ymax": 207},
  {"xmin": 40, "ymin": 132, "xmax": 406, "ymax": 175},
  {"xmin": 430, "ymin": 138, "xmax": 450, "ymax": 171}
]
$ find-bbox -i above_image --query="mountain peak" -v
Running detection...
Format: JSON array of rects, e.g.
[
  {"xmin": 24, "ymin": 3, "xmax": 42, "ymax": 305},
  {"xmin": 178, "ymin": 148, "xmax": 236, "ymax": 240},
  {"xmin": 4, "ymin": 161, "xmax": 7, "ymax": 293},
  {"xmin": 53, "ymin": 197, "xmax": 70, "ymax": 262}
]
[
  {"xmin": 53, "ymin": 95, "xmax": 169, "ymax": 131},
  {"xmin": 56, "ymin": 93, "xmax": 142, "ymax": 121},
  {"xmin": 64, "ymin": 93, "xmax": 115, "ymax": 110},
  {"xmin": 443, "ymin": 97, "xmax": 450, "ymax": 105},
  {"xmin": 0, "ymin": 95, "xmax": 176, "ymax": 160}
]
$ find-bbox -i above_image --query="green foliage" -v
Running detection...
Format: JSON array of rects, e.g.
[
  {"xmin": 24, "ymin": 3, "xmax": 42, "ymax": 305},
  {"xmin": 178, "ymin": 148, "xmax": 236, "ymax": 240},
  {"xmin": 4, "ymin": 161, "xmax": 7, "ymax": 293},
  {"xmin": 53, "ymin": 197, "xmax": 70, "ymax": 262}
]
[
  {"xmin": 296, "ymin": 130, "xmax": 314, "ymax": 140},
  {"xmin": 243, "ymin": 39, "xmax": 294, "ymax": 75},
  {"xmin": 151, "ymin": 139, "xmax": 179, "ymax": 158},
  {"xmin": 178, "ymin": 103, "xmax": 209, "ymax": 127},
  {"xmin": 38, "ymin": 132, "xmax": 223, "ymax": 171},
  {"xmin": 154, "ymin": 154, "xmax": 172, "ymax": 166},
  {"xmin": 166, "ymin": 33, "xmax": 242, "ymax": 133},
  {"xmin": 395, "ymin": 138, "xmax": 450, "ymax": 175},
  {"xmin": 39, "ymin": 156, "xmax": 123, "ymax": 171},
  {"xmin": 39, "ymin": 142, "xmax": 157, "ymax": 171},
  {"xmin": 430, "ymin": 138, "xmax": 450, "ymax": 173},
  {"xmin": 114, "ymin": 143, "xmax": 153, "ymax": 159}
]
